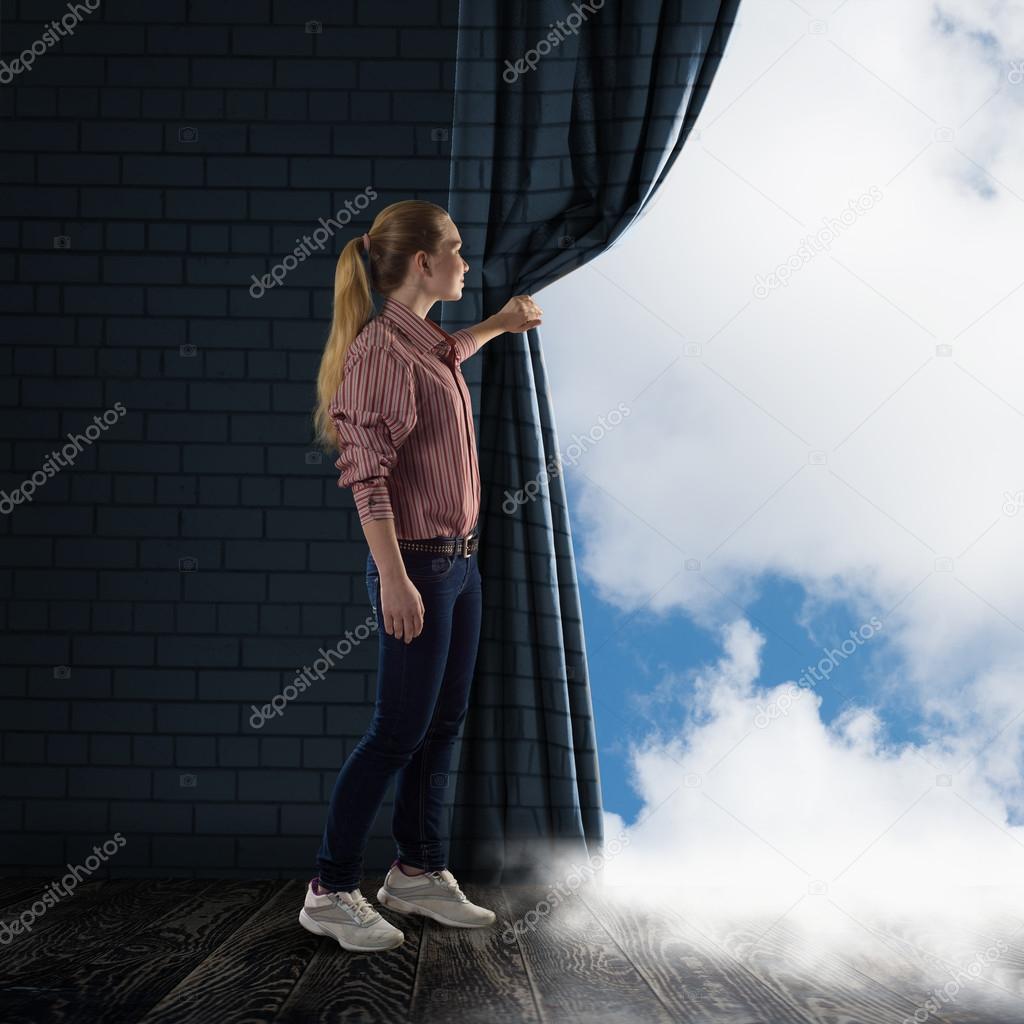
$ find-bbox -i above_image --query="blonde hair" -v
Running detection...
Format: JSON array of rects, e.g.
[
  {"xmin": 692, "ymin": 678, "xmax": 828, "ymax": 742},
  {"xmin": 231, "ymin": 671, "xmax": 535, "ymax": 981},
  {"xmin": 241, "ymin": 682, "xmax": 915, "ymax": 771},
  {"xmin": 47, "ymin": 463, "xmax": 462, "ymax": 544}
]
[{"xmin": 312, "ymin": 199, "xmax": 451, "ymax": 453}]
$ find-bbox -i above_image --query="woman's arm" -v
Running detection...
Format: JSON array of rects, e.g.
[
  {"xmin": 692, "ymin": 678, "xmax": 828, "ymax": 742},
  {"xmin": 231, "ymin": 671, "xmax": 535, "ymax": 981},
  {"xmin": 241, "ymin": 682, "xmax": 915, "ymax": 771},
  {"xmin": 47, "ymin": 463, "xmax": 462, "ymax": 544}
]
[{"xmin": 456, "ymin": 294, "xmax": 544, "ymax": 357}]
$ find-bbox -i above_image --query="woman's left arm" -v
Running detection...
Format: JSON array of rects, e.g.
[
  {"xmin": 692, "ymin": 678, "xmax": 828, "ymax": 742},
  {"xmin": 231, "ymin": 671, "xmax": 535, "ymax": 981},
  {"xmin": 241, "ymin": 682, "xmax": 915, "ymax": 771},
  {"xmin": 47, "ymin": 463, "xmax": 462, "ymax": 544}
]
[{"xmin": 451, "ymin": 294, "xmax": 544, "ymax": 361}]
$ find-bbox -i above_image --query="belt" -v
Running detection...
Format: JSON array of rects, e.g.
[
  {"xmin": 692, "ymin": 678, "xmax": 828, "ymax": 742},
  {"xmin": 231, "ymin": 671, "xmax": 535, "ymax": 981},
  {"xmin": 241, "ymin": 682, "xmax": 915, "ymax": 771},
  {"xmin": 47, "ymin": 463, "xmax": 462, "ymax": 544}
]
[{"xmin": 397, "ymin": 527, "xmax": 480, "ymax": 558}]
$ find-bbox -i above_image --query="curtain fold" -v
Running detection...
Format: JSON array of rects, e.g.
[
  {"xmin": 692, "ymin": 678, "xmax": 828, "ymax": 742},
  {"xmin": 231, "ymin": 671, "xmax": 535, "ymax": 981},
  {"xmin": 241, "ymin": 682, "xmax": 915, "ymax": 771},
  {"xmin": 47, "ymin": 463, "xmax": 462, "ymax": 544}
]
[{"xmin": 442, "ymin": 0, "xmax": 741, "ymax": 885}]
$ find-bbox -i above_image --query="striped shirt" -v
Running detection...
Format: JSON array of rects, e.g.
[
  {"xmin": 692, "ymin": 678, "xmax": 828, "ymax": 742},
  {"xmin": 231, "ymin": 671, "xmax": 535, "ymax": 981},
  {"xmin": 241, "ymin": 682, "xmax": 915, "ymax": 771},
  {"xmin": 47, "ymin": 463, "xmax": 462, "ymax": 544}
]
[{"xmin": 330, "ymin": 295, "xmax": 481, "ymax": 540}]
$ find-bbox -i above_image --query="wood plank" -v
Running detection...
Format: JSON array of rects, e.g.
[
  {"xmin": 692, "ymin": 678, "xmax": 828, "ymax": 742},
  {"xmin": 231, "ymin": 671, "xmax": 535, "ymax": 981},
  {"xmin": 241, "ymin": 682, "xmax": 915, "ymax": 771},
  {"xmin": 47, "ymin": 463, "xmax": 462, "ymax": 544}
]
[
  {"xmin": 837, "ymin": 906, "xmax": 1024, "ymax": 1019},
  {"xmin": 134, "ymin": 881, "xmax": 343, "ymax": 1024},
  {"xmin": 578, "ymin": 884, "xmax": 817, "ymax": 1023},
  {"xmin": 405, "ymin": 879, "xmax": 539, "ymax": 1024},
  {"xmin": 274, "ymin": 872, "xmax": 423, "ymax": 1024},
  {"xmin": 674, "ymin": 900, "xmax": 949, "ymax": 1024},
  {"xmin": 771, "ymin": 914, "xmax": 1017, "ymax": 1024},
  {"xmin": 501, "ymin": 883, "xmax": 677, "ymax": 1023},
  {"xmin": 0, "ymin": 880, "xmax": 280, "ymax": 1024},
  {"xmin": 0, "ymin": 879, "xmax": 192, "ymax": 981},
  {"xmin": 0, "ymin": 878, "xmax": 55, "ymax": 907}
]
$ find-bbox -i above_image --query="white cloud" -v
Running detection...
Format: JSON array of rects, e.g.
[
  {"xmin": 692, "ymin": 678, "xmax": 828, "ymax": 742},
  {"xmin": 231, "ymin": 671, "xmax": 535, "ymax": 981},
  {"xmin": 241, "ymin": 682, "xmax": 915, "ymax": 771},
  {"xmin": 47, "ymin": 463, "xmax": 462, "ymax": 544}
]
[
  {"xmin": 540, "ymin": 2, "xmax": 1024, "ymax": 731},
  {"xmin": 599, "ymin": 618, "xmax": 1024, "ymax": 900},
  {"xmin": 532, "ymin": 0, "xmax": 1024, "ymax": 909}
]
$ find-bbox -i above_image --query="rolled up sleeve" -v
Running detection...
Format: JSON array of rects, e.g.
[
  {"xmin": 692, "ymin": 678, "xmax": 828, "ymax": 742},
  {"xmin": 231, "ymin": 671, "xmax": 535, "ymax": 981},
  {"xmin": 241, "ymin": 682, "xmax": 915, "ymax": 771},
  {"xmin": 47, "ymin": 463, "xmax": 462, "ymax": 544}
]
[
  {"xmin": 450, "ymin": 328, "xmax": 481, "ymax": 364},
  {"xmin": 330, "ymin": 345, "xmax": 416, "ymax": 526}
]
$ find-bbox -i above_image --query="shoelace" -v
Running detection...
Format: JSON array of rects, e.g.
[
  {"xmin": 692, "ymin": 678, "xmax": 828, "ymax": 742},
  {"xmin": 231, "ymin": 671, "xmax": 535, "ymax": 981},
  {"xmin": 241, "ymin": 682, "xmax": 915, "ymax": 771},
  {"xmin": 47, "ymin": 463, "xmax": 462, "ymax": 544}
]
[
  {"xmin": 423, "ymin": 870, "xmax": 469, "ymax": 902},
  {"xmin": 328, "ymin": 888, "xmax": 378, "ymax": 924}
]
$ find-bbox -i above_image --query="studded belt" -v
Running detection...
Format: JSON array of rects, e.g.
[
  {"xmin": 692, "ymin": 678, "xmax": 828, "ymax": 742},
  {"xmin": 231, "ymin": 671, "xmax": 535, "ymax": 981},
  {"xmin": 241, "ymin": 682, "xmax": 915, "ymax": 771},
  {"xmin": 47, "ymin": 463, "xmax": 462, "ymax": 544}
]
[{"xmin": 397, "ymin": 527, "xmax": 479, "ymax": 558}]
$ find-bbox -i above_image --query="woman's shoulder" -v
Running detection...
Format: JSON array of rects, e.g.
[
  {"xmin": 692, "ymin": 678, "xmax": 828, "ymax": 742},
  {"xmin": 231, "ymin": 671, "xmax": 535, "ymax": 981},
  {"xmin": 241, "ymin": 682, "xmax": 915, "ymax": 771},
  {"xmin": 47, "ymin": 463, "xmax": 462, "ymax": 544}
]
[{"xmin": 350, "ymin": 314, "xmax": 409, "ymax": 366}]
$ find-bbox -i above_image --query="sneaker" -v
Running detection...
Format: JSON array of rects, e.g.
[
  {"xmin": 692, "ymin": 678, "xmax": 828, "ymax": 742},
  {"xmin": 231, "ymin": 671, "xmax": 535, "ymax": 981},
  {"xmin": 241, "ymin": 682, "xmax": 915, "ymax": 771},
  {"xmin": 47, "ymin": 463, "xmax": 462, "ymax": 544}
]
[
  {"xmin": 298, "ymin": 877, "xmax": 404, "ymax": 952},
  {"xmin": 376, "ymin": 860, "xmax": 496, "ymax": 928}
]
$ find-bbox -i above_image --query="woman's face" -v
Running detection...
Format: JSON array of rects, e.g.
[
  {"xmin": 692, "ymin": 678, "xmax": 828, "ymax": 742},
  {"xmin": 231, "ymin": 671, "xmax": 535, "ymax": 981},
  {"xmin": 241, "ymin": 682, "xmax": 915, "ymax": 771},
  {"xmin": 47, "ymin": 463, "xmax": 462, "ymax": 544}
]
[{"xmin": 429, "ymin": 219, "xmax": 469, "ymax": 301}]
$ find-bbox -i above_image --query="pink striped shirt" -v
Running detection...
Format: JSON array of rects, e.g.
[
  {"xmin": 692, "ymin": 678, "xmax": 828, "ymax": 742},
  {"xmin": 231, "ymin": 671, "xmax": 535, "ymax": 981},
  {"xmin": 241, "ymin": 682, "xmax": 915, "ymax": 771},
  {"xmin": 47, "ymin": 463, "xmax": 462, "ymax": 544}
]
[{"xmin": 330, "ymin": 295, "xmax": 481, "ymax": 539}]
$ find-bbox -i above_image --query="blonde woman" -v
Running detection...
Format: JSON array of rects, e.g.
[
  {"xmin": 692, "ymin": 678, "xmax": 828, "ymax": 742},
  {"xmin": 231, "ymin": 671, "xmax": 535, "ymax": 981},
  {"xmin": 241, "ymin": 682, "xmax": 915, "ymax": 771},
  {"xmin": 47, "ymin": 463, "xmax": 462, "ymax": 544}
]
[{"xmin": 302, "ymin": 200, "xmax": 542, "ymax": 952}]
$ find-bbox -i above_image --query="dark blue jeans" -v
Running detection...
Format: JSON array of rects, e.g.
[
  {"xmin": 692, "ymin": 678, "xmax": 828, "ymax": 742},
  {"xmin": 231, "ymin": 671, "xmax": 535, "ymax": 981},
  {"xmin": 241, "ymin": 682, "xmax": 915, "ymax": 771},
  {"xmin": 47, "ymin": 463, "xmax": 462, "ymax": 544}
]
[{"xmin": 316, "ymin": 537, "xmax": 482, "ymax": 892}]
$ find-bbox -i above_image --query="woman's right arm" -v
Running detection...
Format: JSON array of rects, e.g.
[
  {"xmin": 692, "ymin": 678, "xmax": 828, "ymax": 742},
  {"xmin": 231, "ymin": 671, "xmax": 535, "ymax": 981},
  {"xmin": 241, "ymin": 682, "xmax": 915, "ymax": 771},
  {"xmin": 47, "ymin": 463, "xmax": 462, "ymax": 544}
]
[
  {"xmin": 361, "ymin": 517, "xmax": 425, "ymax": 644},
  {"xmin": 330, "ymin": 345, "xmax": 425, "ymax": 643}
]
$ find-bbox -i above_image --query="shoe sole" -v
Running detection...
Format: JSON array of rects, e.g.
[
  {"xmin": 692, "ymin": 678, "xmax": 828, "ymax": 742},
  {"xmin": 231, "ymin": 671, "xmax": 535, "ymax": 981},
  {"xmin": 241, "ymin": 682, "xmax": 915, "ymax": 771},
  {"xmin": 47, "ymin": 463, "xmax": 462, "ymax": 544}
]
[
  {"xmin": 376, "ymin": 886, "xmax": 496, "ymax": 928},
  {"xmin": 298, "ymin": 908, "xmax": 404, "ymax": 952}
]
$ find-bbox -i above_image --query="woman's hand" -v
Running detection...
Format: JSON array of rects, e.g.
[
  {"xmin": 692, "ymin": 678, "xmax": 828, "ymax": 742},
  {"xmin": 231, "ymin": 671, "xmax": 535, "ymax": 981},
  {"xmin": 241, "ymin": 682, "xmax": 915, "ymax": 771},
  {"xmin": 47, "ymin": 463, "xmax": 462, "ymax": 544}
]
[
  {"xmin": 379, "ymin": 571, "xmax": 424, "ymax": 643},
  {"xmin": 495, "ymin": 294, "xmax": 543, "ymax": 334}
]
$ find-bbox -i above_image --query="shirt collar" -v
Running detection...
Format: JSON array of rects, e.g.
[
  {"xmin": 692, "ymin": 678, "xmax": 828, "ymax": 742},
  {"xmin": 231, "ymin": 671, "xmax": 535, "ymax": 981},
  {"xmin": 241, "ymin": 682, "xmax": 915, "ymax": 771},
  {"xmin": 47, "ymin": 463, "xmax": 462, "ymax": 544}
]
[{"xmin": 378, "ymin": 295, "xmax": 453, "ymax": 359}]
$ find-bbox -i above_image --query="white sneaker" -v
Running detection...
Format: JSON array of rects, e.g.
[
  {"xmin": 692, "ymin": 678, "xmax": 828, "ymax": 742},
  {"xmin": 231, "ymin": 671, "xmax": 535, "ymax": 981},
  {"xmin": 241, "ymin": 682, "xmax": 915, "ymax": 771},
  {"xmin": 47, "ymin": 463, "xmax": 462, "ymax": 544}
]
[
  {"xmin": 376, "ymin": 860, "xmax": 496, "ymax": 928},
  {"xmin": 298, "ymin": 878, "xmax": 404, "ymax": 952}
]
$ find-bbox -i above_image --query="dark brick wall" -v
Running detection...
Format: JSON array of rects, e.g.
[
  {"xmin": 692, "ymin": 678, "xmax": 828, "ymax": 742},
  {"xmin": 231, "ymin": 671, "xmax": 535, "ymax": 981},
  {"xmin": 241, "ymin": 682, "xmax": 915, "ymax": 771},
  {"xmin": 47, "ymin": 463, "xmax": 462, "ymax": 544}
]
[{"xmin": 0, "ymin": 0, "xmax": 465, "ymax": 878}]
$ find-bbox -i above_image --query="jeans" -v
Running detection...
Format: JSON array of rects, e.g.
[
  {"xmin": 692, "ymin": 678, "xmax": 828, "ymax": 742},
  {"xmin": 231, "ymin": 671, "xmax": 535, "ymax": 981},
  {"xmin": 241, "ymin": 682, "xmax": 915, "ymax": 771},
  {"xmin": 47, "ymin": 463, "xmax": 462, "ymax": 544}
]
[{"xmin": 316, "ymin": 535, "xmax": 482, "ymax": 892}]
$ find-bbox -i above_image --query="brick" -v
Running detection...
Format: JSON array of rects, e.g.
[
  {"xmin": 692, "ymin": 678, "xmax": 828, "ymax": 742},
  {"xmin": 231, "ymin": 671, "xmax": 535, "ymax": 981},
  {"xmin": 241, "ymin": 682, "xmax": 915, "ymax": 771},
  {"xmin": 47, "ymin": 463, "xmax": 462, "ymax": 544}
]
[
  {"xmin": 81, "ymin": 122, "xmax": 163, "ymax": 152},
  {"xmin": 196, "ymin": 803, "xmax": 276, "ymax": 834},
  {"xmin": 73, "ymin": 635, "xmax": 155, "ymax": 666},
  {"xmin": 109, "ymin": 801, "xmax": 192, "ymax": 833},
  {"xmin": 0, "ymin": 121, "xmax": 77, "ymax": 151},
  {"xmin": 103, "ymin": 255, "xmax": 183, "ymax": 285},
  {"xmin": 183, "ymin": 572, "xmax": 266, "ymax": 602},
  {"xmin": 0, "ymin": 186, "xmax": 76, "ymax": 218},
  {"xmin": 25, "ymin": 799, "xmax": 106, "ymax": 831},
  {"xmin": 153, "ymin": 837, "xmax": 235, "ymax": 867},
  {"xmin": 72, "ymin": 702, "xmax": 154, "ymax": 733},
  {"xmin": 107, "ymin": 57, "xmax": 190, "ymax": 86},
  {"xmin": 251, "ymin": 123, "xmax": 332, "ymax": 154},
  {"xmin": 69, "ymin": 767, "xmax": 149, "ymax": 799},
  {"xmin": 0, "ymin": 766, "xmax": 66, "ymax": 797},
  {"xmin": 166, "ymin": 189, "xmax": 248, "ymax": 221},
  {"xmin": 105, "ymin": 0, "xmax": 187, "ymax": 20},
  {"xmin": 153, "ymin": 768, "xmax": 236, "ymax": 801},
  {"xmin": 147, "ymin": 287, "xmax": 227, "ymax": 317},
  {"xmin": 37, "ymin": 155, "xmax": 119, "ymax": 184},
  {"xmin": 147, "ymin": 26, "xmax": 230, "ymax": 54},
  {"xmin": 123, "ymin": 156, "xmax": 204, "ymax": 186},
  {"xmin": 182, "ymin": 509, "xmax": 262, "ymax": 537},
  {"xmin": 237, "ymin": 770, "xmax": 318, "ymax": 802},
  {"xmin": 207, "ymin": 157, "xmax": 288, "ymax": 187},
  {"xmin": 103, "ymin": 224, "xmax": 144, "ymax": 251},
  {"xmin": 232, "ymin": 27, "xmax": 312, "ymax": 55},
  {"xmin": 81, "ymin": 188, "xmax": 163, "ymax": 219},
  {"xmin": 155, "ymin": 637, "xmax": 239, "ymax": 670},
  {"xmin": 102, "ymin": 88, "xmax": 143, "ymax": 117},
  {"xmin": 192, "ymin": 58, "xmax": 275, "ymax": 87},
  {"xmin": 175, "ymin": 736, "xmax": 217, "ymax": 765},
  {"xmin": 113, "ymin": 669, "xmax": 195, "ymax": 701},
  {"xmin": 317, "ymin": 27, "xmax": 396, "ymax": 57}
]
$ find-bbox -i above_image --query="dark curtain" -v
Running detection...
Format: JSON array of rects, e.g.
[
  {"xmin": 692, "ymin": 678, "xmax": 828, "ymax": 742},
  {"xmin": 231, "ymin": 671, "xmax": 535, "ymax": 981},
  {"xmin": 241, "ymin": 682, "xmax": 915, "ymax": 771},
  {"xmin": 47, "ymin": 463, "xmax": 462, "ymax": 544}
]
[{"xmin": 442, "ymin": 0, "xmax": 742, "ymax": 884}]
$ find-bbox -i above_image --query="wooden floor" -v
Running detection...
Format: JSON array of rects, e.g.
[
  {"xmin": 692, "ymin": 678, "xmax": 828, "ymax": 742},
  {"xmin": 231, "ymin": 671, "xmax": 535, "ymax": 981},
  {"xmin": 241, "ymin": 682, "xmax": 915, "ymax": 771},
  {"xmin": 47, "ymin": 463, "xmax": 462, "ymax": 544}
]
[{"xmin": 1, "ymin": 875, "xmax": 1022, "ymax": 1023}]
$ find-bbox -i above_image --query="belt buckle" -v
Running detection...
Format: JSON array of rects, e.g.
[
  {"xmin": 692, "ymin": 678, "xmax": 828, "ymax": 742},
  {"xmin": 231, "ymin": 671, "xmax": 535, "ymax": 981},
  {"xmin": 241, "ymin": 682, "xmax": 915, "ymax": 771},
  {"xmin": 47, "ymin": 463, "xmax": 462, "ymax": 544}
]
[{"xmin": 457, "ymin": 532, "xmax": 475, "ymax": 558}]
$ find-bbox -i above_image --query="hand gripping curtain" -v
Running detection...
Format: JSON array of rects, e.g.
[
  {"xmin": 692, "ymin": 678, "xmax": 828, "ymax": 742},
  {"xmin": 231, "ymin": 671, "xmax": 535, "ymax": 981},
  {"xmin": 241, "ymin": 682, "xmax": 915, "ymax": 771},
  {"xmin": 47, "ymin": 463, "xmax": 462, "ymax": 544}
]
[{"xmin": 441, "ymin": 0, "xmax": 742, "ymax": 885}]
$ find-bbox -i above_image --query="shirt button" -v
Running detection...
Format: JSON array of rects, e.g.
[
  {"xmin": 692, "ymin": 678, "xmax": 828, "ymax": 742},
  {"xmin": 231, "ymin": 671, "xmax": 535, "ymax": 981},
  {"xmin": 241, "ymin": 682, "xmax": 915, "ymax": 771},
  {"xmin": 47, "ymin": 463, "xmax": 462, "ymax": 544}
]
[{"xmin": 337, "ymin": 412, "xmax": 347, "ymax": 421}]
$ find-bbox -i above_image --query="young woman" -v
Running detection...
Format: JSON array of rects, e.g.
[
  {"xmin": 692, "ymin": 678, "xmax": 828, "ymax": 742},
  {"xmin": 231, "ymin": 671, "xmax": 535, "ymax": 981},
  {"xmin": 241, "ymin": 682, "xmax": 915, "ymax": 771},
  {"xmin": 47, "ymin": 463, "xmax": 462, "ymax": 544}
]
[{"xmin": 301, "ymin": 200, "xmax": 542, "ymax": 952}]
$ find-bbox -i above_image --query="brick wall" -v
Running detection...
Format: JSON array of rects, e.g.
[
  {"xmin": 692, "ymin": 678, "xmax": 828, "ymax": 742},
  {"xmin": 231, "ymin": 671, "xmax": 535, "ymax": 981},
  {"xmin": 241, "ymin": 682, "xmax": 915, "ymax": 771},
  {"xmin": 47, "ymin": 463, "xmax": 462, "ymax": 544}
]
[{"xmin": 0, "ymin": 0, "xmax": 468, "ymax": 878}]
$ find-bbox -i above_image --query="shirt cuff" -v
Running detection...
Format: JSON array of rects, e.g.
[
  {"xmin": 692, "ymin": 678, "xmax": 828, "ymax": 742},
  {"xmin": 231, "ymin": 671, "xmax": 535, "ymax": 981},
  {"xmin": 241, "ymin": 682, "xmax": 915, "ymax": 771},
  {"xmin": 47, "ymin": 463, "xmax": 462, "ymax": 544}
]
[{"xmin": 351, "ymin": 480, "xmax": 394, "ymax": 524}]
